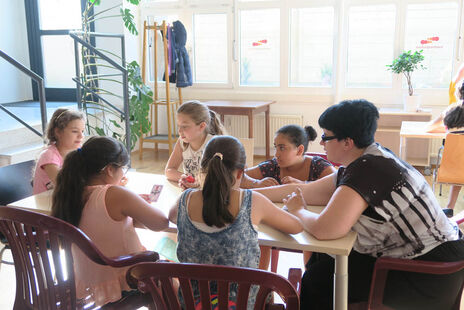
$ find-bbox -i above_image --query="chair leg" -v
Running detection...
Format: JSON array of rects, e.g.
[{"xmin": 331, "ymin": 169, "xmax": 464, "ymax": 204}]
[
  {"xmin": 271, "ymin": 249, "xmax": 280, "ymax": 273},
  {"xmin": 0, "ymin": 245, "xmax": 14, "ymax": 272},
  {"xmin": 439, "ymin": 184, "xmax": 442, "ymax": 196}
]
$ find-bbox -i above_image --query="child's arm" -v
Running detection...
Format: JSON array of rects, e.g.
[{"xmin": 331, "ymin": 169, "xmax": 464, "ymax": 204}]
[
  {"xmin": 255, "ymin": 173, "xmax": 336, "ymax": 205},
  {"xmin": 251, "ymin": 191, "xmax": 302, "ymax": 234},
  {"xmin": 240, "ymin": 166, "xmax": 279, "ymax": 188},
  {"xmin": 105, "ymin": 185, "xmax": 169, "ymax": 231},
  {"xmin": 165, "ymin": 140, "xmax": 184, "ymax": 182},
  {"xmin": 168, "ymin": 197, "xmax": 181, "ymax": 224},
  {"xmin": 42, "ymin": 163, "xmax": 60, "ymax": 188}
]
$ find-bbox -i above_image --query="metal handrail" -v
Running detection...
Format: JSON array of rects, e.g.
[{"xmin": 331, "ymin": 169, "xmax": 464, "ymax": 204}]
[
  {"xmin": 69, "ymin": 31, "xmax": 130, "ymax": 154},
  {"xmin": 0, "ymin": 49, "xmax": 47, "ymax": 139}
]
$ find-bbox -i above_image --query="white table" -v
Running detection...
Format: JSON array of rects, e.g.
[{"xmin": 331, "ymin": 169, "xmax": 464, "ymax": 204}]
[
  {"xmin": 399, "ymin": 121, "xmax": 446, "ymax": 174},
  {"xmin": 8, "ymin": 171, "xmax": 356, "ymax": 310}
]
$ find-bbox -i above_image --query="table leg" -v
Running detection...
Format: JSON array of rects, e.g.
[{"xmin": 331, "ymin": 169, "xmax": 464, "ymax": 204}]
[
  {"xmin": 399, "ymin": 136, "xmax": 406, "ymax": 161},
  {"xmin": 334, "ymin": 254, "xmax": 348, "ymax": 310},
  {"xmin": 265, "ymin": 108, "xmax": 270, "ymax": 159},
  {"xmin": 248, "ymin": 112, "xmax": 254, "ymax": 138}
]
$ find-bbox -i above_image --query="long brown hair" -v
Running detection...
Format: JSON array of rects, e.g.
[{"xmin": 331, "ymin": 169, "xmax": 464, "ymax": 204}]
[
  {"xmin": 51, "ymin": 136, "xmax": 129, "ymax": 227},
  {"xmin": 201, "ymin": 136, "xmax": 246, "ymax": 227}
]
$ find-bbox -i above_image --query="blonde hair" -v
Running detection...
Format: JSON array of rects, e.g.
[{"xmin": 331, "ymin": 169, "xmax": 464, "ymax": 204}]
[
  {"xmin": 46, "ymin": 109, "xmax": 85, "ymax": 144},
  {"xmin": 177, "ymin": 100, "xmax": 226, "ymax": 136}
]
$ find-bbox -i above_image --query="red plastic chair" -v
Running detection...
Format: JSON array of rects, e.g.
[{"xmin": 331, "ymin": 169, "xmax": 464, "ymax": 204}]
[
  {"xmin": 362, "ymin": 257, "xmax": 464, "ymax": 310},
  {"xmin": 127, "ymin": 261, "xmax": 301, "ymax": 310},
  {"xmin": 0, "ymin": 206, "xmax": 158, "ymax": 310}
]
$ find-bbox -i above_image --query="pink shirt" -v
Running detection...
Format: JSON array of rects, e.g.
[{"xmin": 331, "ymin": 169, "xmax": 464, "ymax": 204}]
[
  {"xmin": 72, "ymin": 185, "xmax": 146, "ymax": 306},
  {"xmin": 33, "ymin": 144, "xmax": 62, "ymax": 194}
]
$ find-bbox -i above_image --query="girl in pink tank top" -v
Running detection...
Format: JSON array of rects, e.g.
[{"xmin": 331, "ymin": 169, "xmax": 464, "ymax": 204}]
[{"xmin": 51, "ymin": 136, "xmax": 169, "ymax": 307}]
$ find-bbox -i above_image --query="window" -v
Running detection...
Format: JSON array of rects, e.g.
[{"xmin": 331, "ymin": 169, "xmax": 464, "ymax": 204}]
[
  {"xmin": 289, "ymin": 7, "xmax": 334, "ymax": 87},
  {"xmin": 404, "ymin": 2, "xmax": 459, "ymax": 89},
  {"xmin": 193, "ymin": 14, "xmax": 228, "ymax": 83},
  {"xmin": 239, "ymin": 8, "xmax": 280, "ymax": 87},
  {"xmin": 346, "ymin": 4, "xmax": 396, "ymax": 88}
]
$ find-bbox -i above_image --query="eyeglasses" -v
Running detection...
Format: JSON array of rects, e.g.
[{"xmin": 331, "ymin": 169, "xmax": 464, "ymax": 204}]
[
  {"xmin": 101, "ymin": 163, "xmax": 129, "ymax": 175},
  {"xmin": 120, "ymin": 165, "xmax": 129, "ymax": 175},
  {"xmin": 321, "ymin": 133, "xmax": 338, "ymax": 142}
]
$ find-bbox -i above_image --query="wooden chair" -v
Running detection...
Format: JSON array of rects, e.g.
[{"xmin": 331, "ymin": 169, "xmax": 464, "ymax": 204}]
[
  {"xmin": 0, "ymin": 159, "xmax": 35, "ymax": 268},
  {"xmin": 127, "ymin": 261, "xmax": 301, "ymax": 309},
  {"xmin": 361, "ymin": 257, "xmax": 464, "ymax": 310},
  {"xmin": 432, "ymin": 133, "xmax": 464, "ymax": 194},
  {"xmin": 0, "ymin": 206, "xmax": 157, "ymax": 310}
]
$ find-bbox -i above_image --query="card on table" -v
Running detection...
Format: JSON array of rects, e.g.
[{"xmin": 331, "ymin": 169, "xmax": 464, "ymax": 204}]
[{"xmin": 149, "ymin": 184, "xmax": 163, "ymax": 202}]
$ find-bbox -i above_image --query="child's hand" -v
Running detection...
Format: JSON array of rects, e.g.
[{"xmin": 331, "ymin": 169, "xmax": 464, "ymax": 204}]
[
  {"xmin": 178, "ymin": 174, "xmax": 199, "ymax": 190},
  {"xmin": 119, "ymin": 176, "xmax": 129, "ymax": 186},
  {"xmin": 139, "ymin": 194, "xmax": 151, "ymax": 203},
  {"xmin": 281, "ymin": 176, "xmax": 304, "ymax": 184},
  {"xmin": 283, "ymin": 188, "xmax": 306, "ymax": 214},
  {"xmin": 253, "ymin": 177, "xmax": 279, "ymax": 188}
]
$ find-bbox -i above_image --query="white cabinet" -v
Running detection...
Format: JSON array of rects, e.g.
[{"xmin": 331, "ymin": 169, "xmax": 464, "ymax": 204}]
[{"xmin": 375, "ymin": 110, "xmax": 432, "ymax": 165}]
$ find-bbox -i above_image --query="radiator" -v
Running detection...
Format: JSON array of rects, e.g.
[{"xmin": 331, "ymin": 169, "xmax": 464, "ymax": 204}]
[{"xmin": 224, "ymin": 114, "xmax": 304, "ymax": 148}]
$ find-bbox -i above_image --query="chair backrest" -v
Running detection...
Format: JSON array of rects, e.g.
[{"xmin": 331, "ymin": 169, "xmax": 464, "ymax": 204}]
[
  {"xmin": 437, "ymin": 133, "xmax": 464, "ymax": 185},
  {"xmin": 127, "ymin": 261, "xmax": 300, "ymax": 310},
  {"xmin": 0, "ymin": 206, "xmax": 158, "ymax": 310},
  {"xmin": 368, "ymin": 257, "xmax": 464, "ymax": 310},
  {"xmin": 0, "ymin": 160, "xmax": 35, "ymax": 205},
  {"xmin": 239, "ymin": 138, "xmax": 254, "ymax": 168}
]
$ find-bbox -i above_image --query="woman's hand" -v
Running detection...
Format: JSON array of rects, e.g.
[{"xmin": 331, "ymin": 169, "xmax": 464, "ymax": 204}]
[
  {"xmin": 283, "ymin": 188, "xmax": 307, "ymax": 214},
  {"xmin": 253, "ymin": 177, "xmax": 280, "ymax": 188},
  {"xmin": 178, "ymin": 174, "xmax": 199, "ymax": 190},
  {"xmin": 281, "ymin": 176, "xmax": 304, "ymax": 184}
]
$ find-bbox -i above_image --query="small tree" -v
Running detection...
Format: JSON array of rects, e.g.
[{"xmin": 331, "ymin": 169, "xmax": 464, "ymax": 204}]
[{"xmin": 387, "ymin": 50, "xmax": 426, "ymax": 96}]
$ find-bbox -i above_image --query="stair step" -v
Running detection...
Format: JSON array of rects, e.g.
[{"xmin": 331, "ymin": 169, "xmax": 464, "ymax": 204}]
[{"xmin": 0, "ymin": 142, "xmax": 44, "ymax": 167}]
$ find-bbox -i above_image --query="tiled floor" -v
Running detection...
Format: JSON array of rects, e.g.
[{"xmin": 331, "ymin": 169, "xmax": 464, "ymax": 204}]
[{"xmin": 1, "ymin": 150, "xmax": 463, "ymax": 309}]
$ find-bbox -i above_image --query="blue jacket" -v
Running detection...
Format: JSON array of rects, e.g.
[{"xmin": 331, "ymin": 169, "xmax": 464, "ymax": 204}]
[{"xmin": 172, "ymin": 21, "xmax": 192, "ymax": 87}]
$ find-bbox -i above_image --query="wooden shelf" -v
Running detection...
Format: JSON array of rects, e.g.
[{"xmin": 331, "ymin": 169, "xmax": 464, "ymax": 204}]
[{"xmin": 377, "ymin": 126, "xmax": 400, "ymax": 133}]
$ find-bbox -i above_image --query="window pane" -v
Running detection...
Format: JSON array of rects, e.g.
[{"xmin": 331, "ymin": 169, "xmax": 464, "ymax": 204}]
[
  {"xmin": 146, "ymin": 15, "xmax": 179, "ymax": 82},
  {"xmin": 346, "ymin": 5, "xmax": 396, "ymax": 88},
  {"xmin": 41, "ymin": 35, "xmax": 76, "ymax": 87},
  {"xmin": 38, "ymin": 0, "xmax": 81, "ymax": 30},
  {"xmin": 193, "ymin": 14, "xmax": 228, "ymax": 83},
  {"xmin": 290, "ymin": 7, "xmax": 334, "ymax": 87},
  {"xmin": 240, "ymin": 9, "xmax": 280, "ymax": 86},
  {"xmin": 404, "ymin": 2, "xmax": 459, "ymax": 89}
]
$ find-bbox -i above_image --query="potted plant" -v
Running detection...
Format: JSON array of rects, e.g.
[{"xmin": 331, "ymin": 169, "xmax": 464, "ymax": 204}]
[{"xmin": 387, "ymin": 50, "xmax": 426, "ymax": 111}]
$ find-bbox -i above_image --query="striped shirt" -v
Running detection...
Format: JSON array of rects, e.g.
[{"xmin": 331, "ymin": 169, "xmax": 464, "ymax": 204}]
[{"xmin": 337, "ymin": 143, "xmax": 459, "ymax": 259}]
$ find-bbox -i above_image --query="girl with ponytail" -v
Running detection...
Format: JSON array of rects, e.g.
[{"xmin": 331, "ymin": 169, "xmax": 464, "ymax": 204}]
[
  {"xmin": 165, "ymin": 100, "xmax": 226, "ymax": 189},
  {"xmin": 169, "ymin": 135, "xmax": 302, "ymax": 308},
  {"xmin": 52, "ymin": 136, "xmax": 168, "ymax": 307}
]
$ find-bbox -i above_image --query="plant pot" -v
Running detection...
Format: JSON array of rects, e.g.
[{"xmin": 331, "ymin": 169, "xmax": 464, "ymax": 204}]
[{"xmin": 403, "ymin": 94, "xmax": 421, "ymax": 112}]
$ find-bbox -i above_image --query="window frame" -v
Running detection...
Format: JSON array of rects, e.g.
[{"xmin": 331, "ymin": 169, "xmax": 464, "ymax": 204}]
[{"xmin": 140, "ymin": 0, "xmax": 464, "ymax": 108}]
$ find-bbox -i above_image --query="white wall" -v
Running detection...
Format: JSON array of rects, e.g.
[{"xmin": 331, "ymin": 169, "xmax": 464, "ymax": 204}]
[{"xmin": 0, "ymin": 0, "xmax": 32, "ymax": 104}]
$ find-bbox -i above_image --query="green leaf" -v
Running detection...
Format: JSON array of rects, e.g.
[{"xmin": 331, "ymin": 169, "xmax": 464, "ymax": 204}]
[
  {"xmin": 120, "ymin": 8, "xmax": 138, "ymax": 35},
  {"xmin": 94, "ymin": 126, "xmax": 106, "ymax": 136},
  {"xmin": 126, "ymin": 0, "xmax": 140, "ymax": 4}
]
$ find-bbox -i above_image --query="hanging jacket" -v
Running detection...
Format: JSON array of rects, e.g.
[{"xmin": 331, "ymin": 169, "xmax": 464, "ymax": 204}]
[{"xmin": 172, "ymin": 20, "xmax": 192, "ymax": 87}]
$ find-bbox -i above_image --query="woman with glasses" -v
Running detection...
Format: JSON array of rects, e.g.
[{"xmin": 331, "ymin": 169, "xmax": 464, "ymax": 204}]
[
  {"xmin": 241, "ymin": 124, "xmax": 335, "ymax": 189},
  {"xmin": 257, "ymin": 99, "xmax": 464, "ymax": 309},
  {"xmin": 51, "ymin": 136, "xmax": 169, "ymax": 307}
]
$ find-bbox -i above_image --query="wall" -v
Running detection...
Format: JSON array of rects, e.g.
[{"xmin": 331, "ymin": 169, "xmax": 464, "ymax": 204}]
[{"xmin": 0, "ymin": 0, "xmax": 32, "ymax": 104}]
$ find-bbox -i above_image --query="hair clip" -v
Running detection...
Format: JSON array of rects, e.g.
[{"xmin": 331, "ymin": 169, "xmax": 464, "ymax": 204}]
[{"xmin": 213, "ymin": 152, "xmax": 223, "ymax": 160}]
